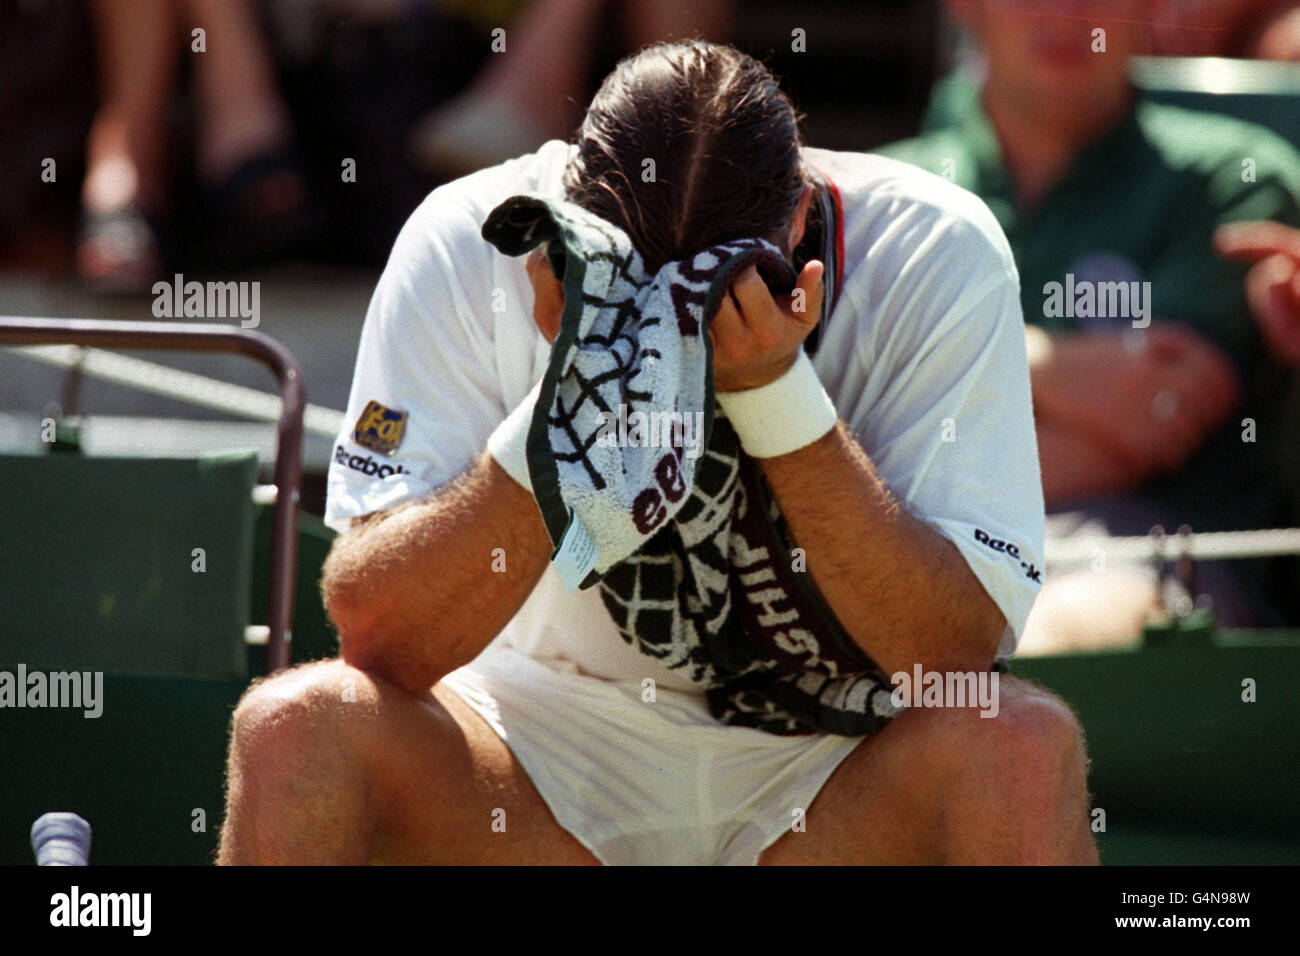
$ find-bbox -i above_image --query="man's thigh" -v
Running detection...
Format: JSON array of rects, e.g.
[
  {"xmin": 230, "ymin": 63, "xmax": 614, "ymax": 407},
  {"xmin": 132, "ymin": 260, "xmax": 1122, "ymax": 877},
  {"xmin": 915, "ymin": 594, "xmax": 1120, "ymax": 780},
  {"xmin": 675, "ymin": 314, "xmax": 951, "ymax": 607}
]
[
  {"xmin": 368, "ymin": 677, "xmax": 599, "ymax": 865},
  {"xmin": 755, "ymin": 716, "xmax": 926, "ymax": 866},
  {"xmin": 757, "ymin": 675, "xmax": 1089, "ymax": 865}
]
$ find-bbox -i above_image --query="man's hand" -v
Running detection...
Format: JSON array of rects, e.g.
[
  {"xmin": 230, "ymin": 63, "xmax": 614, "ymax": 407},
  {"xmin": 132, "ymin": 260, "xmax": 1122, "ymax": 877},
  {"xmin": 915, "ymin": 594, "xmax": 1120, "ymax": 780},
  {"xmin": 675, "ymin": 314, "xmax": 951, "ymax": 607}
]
[
  {"xmin": 1029, "ymin": 324, "xmax": 1240, "ymax": 478},
  {"xmin": 710, "ymin": 260, "xmax": 824, "ymax": 392},
  {"xmin": 1215, "ymin": 220, "xmax": 1300, "ymax": 366}
]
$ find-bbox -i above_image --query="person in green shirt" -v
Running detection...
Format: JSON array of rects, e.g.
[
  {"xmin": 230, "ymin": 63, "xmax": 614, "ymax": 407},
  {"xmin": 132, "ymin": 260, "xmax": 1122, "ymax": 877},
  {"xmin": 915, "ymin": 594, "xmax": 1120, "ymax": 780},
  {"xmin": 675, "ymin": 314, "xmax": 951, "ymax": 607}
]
[{"xmin": 877, "ymin": 0, "xmax": 1300, "ymax": 651}]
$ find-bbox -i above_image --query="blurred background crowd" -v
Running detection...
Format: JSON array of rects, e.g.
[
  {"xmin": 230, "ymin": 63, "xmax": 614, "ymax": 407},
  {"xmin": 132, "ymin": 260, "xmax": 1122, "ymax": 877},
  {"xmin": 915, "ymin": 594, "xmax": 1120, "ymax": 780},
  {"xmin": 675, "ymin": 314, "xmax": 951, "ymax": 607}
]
[
  {"xmin": 3, "ymin": 0, "xmax": 1297, "ymax": 283},
  {"xmin": 3, "ymin": 0, "xmax": 1300, "ymax": 650},
  {"xmin": 4, "ymin": 0, "xmax": 930, "ymax": 282}
]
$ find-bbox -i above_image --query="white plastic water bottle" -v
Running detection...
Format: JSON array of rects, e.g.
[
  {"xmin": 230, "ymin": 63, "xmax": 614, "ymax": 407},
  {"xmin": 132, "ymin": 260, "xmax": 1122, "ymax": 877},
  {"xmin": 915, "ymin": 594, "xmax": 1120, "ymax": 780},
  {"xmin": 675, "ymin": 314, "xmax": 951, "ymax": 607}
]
[{"xmin": 30, "ymin": 812, "xmax": 92, "ymax": 866}]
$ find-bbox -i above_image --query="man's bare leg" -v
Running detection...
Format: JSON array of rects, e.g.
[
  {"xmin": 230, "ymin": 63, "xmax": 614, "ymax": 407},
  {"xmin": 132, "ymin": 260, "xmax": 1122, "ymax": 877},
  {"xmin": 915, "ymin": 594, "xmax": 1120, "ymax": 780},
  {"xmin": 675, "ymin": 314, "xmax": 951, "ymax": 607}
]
[
  {"xmin": 218, "ymin": 659, "xmax": 599, "ymax": 865},
  {"xmin": 760, "ymin": 676, "xmax": 1098, "ymax": 865}
]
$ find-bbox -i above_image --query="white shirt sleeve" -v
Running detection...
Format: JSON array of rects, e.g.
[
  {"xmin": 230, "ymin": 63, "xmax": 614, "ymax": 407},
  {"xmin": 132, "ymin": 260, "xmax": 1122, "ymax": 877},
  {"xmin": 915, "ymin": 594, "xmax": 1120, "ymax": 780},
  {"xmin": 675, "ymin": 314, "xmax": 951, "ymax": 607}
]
[
  {"xmin": 839, "ymin": 200, "xmax": 1045, "ymax": 658},
  {"xmin": 323, "ymin": 194, "xmax": 514, "ymax": 533}
]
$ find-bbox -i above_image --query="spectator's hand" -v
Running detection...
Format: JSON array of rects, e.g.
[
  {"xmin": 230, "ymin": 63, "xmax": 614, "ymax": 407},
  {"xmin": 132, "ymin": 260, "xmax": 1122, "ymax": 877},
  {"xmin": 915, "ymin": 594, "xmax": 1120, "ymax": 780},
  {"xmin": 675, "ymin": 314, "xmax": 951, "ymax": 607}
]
[
  {"xmin": 710, "ymin": 260, "xmax": 824, "ymax": 392},
  {"xmin": 1214, "ymin": 220, "xmax": 1300, "ymax": 366},
  {"xmin": 1030, "ymin": 324, "xmax": 1241, "ymax": 479},
  {"xmin": 1250, "ymin": 5, "xmax": 1300, "ymax": 61}
]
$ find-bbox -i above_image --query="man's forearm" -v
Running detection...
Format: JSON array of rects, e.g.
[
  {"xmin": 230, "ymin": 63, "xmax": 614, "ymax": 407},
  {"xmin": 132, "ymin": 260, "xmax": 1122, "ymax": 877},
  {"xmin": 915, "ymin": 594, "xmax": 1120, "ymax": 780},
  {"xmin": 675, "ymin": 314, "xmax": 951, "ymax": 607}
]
[
  {"xmin": 321, "ymin": 456, "xmax": 550, "ymax": 695},
  {"xmin": 759, "ymin": 422, "xmax": 1006, "ymax": 676}
]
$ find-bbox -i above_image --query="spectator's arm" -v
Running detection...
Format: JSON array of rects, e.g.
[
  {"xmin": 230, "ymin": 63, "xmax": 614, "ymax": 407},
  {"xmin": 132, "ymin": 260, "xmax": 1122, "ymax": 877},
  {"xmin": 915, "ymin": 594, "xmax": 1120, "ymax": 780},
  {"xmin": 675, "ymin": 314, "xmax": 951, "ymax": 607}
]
[{"xmin": 1035, "ymin": 419, "xmax": 1143, "ymax": 507}]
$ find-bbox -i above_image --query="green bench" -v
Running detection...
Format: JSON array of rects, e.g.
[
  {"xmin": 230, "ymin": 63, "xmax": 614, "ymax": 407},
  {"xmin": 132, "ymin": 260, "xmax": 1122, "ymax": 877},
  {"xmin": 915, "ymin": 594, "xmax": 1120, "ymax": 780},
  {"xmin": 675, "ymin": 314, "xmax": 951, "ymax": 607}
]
[
  {"xmin": 0, "ymin": 451, "xmax": 337, "ymax": 865},
  {"xmin": 1013, "ymin": 628, "xmax": 1300, "ymax": 864},
  {"xmin": 0, "ymin": 316, "xmax": 332, "ymax": 865}
]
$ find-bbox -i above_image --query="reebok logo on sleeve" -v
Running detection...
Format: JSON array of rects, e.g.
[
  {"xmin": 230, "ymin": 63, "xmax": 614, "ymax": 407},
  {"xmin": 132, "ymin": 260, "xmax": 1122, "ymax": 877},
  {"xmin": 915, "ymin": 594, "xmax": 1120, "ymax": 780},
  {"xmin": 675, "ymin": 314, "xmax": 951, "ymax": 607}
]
[
  {"xmin": 974, "ymin": 528, "xmax": 1042, "ymax": 583},
  {"xmin": 335, "ymin": 445, "xmax": 411, "ymax": 479}
]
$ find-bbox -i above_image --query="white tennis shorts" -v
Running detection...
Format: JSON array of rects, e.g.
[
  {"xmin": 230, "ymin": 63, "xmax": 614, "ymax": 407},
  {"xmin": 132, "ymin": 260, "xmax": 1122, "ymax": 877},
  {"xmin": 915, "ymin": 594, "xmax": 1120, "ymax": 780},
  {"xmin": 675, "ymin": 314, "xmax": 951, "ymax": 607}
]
[{"xmin": 439, "ymin": 642, "xmax": 867, "ymax": 865}]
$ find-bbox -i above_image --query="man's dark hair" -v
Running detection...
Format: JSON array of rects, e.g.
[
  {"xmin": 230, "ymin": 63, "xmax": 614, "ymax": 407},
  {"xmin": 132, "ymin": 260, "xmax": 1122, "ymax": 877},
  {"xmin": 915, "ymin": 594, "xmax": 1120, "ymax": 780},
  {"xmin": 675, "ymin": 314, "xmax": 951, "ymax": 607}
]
[{"xmin": 564, "ymin": 40, "xmax": 808, "ymax": 273}]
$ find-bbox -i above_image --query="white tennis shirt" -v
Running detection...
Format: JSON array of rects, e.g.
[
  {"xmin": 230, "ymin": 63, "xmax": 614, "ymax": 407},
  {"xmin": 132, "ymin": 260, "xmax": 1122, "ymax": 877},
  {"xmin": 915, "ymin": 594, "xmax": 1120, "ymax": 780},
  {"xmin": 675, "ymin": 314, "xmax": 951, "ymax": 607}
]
[{"xmin": 325, "ymin": 139, "xmax": 1045, "ymax": 691}]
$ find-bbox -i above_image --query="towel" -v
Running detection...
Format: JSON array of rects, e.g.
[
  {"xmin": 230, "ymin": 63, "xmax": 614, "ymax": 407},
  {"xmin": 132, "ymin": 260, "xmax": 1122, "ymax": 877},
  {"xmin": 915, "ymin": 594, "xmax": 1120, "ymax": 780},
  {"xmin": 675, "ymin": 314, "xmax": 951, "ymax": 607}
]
[{"xmin": 482, "ymin": 194, "xmax": 902, "ymax": 736}]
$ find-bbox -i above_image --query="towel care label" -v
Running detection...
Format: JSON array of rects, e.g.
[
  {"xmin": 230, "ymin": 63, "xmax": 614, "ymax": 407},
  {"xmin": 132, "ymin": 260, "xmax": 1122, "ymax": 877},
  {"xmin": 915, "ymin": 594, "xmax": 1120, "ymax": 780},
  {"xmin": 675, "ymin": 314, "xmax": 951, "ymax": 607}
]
[{"xmin": 553, "ymin": 510, "xmax": 599, "ymax": 592}]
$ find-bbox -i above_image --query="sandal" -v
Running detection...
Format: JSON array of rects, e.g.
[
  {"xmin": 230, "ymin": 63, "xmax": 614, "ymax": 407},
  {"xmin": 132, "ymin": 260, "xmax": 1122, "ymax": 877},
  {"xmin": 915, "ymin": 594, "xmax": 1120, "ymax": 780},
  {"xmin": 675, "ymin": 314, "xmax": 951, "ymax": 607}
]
[{"xmin": 76, "ymin": 205, "xmax": 164, "ymax": 295}]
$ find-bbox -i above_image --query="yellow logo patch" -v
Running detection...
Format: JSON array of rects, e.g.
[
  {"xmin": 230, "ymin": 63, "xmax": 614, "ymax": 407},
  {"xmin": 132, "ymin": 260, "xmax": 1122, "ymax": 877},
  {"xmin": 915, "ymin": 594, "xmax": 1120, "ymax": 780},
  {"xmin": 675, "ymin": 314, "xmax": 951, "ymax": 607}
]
[{"xmin": 352, "ymin": 400, "xmax": 408, "ymax": 456}]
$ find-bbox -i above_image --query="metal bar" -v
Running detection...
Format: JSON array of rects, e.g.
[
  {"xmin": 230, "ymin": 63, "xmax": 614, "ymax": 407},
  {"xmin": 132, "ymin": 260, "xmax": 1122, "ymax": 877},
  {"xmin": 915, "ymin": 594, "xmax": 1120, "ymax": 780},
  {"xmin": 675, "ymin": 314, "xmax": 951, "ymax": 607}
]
[
  {"xmin": 6, "ymin": 343, "xmax": 345, "ymax": 437},
  {"xmin": 1045, "ymin": 527, "xmax": 1300, "ymax": 567},
  {"xmin": 0, "ymin": 316, "xmax": 304, "ymax": 674}
]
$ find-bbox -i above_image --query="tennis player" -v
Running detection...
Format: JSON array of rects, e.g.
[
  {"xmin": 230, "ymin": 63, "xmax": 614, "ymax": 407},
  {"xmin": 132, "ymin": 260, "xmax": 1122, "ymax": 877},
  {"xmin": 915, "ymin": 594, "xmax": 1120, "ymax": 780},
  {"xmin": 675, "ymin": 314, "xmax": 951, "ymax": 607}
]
[{"xmin": 218, "ymin": 41, "xmax": 1097, "ymax": 866}]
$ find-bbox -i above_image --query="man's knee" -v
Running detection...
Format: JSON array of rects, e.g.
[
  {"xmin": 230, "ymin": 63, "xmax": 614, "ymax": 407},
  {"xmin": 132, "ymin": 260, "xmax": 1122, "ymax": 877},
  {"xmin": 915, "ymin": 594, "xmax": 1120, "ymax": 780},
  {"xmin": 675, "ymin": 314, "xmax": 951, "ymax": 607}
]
[
  {"xmin": 228, "ymin": 659, "xmax": 384, "ymax": 767},
  {"xmin": 222, "ymin": 660, "xmax": 394, "ymax": 862},
  {"xmin": 986, "ymin": 679, "xmax": 1089, "ymax": 789},
  {"xmin": 871, "ymin": 675, "xmax": 1095, "ymax": 863},
  {"xmin": 894, "ymin": 676, "xmax": 1089, "ymax": 803}
]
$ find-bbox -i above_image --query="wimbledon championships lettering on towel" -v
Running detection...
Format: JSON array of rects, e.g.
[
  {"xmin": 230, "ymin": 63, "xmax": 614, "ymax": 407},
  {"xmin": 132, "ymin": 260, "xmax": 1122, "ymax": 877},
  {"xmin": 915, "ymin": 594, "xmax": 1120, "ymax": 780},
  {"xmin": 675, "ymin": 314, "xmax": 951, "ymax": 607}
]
[{"xmin": 481, "ymin": 194, "xmax": 901, "ymax": 736}]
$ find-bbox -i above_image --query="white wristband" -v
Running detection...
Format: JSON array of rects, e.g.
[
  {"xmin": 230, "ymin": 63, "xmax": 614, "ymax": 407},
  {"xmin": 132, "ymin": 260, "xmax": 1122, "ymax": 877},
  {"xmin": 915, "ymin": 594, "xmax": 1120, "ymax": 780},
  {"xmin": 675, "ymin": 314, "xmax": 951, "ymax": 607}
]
[
  {"xmin": 487, "ymin": 378, "xmax": 544, "ymax": 491},
  {"xmin": 715, "ymin": 350, "xmax": 838, "ymax": 458}
]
